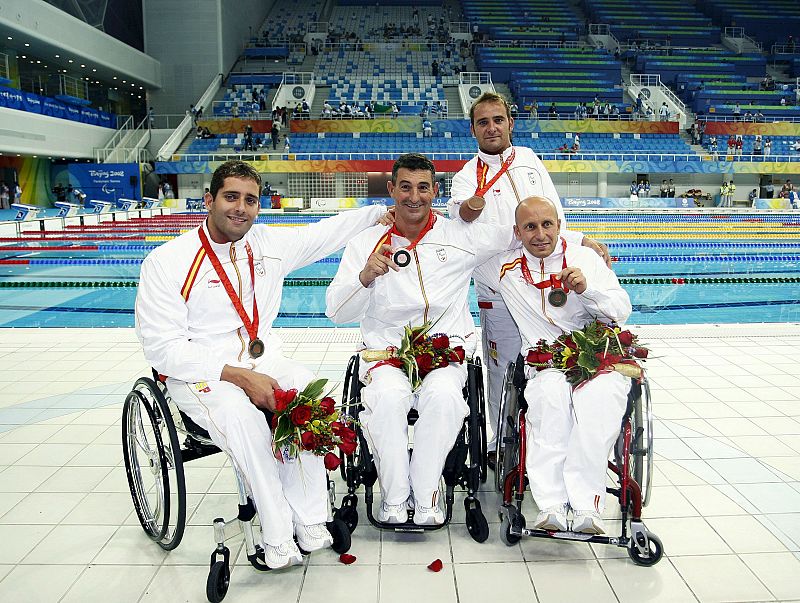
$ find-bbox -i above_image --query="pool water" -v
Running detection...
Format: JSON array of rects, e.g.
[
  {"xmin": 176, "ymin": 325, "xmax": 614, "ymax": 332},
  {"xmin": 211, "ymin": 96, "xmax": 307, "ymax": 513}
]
[{"xmin": 1, "ymin": 211, "xmax": 798, "ymax": 327}]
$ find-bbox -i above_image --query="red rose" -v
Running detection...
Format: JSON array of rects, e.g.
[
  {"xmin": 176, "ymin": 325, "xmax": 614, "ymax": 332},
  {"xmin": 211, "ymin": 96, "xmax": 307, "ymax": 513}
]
[
  {"xmin": 290, "ymin": 405, "xmax": 313, "ymax": 426},
  {"xmin": 617, "ymin": 330, "xmax": 634, "ymax": 346},
  {"xmin": 431, "ymin": 334, "xmax": 449, "ymax": 350},
  {"xmin": 331, "ymin": 421, "xmax": 343, "ymax": 433},
  {"xmin": 416, "ymin": 354, "xmax": 433, "ymax": 374},
  {"xmin": 563, "ymin": 336, "xmax": 577, "ymax": 350},
  {"xmin": 300, "ymin": 430, "xmax": 317, "ymax": 450},
  {"xmin": 324, "ymin": 452, "xmax": 341, "ymax": 471},
  {"xmin": 320, "ymin": 397, "xmax": 336, "ymax": 416},
  {"xmin": 565, "ymin": 356, "xmax": 577, "ymax": 368},
  {"xmin": 338, "ymin": 438, "xmax": 357, "ymax": 455},
  {"xmin": 449, "ymin": 346, "xmax": 465, "ymax": 363},
  {"xmin": 436, "ymin": 355, "xmax": 449, "ymax": 368},
  {"xmin": 274, "ymin": 388, "xmax": 297, "ymax": 412},
  {"xmin": 633, "ymin": 347, "xmax": 649, "ymax": 359},
  {"xmin": 271, "ymin": 414, "xmax": 279, "ymax": 430},
  {"xmin": 340, "ymin": 426, "xmax": 357, "ymax": 443}
]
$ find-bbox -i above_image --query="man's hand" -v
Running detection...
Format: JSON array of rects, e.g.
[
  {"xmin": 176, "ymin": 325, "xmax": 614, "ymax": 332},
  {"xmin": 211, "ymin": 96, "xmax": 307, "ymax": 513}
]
[
  {"xmin": 557, "ymin": 266, "xmax": 587, "ymax": 294},
  {"xmin": 582, "ymin": 237, "xmax": 611, "ymax": 268},
  {"xmin": 221, "ymin": 365, "xmax": 280, "ymax": 411},
  {"xmin": 359, "ymin": 244, "xmax": 399, "ymax": 287},
  {"xmin": 458, "ymin": 195, "xmax": 486, "ymax": 222},
  {"xmin": 378, "ymin": 207, "xmax": 396, "ymax": 226}
]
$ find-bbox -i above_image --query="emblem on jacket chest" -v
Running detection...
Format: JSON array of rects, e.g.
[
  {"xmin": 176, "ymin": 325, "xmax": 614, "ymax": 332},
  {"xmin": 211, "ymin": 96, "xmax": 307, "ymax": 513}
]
[
  {"xmin": 436, "ymin": 248, "xmax": 447, "ymax": 262},
  {"xmin": 254, "ymin": 261, "xmax": 265, "ymax": 277}
]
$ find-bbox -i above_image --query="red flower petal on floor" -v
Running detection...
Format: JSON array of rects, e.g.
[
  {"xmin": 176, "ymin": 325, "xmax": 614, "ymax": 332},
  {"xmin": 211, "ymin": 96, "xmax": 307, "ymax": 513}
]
[
  {"xmin": 339, "ymin": 553, "xmax": 357, "ymax": 565},
  {"xmin": 427, "ymin": 558, "xmax": 443, "ymax": 572}
]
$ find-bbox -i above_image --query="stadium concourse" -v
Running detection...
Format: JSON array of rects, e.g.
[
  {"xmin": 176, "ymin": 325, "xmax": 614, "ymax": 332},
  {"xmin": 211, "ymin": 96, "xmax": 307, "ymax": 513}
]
[{"xmin": 1, "ymin": 0, "xmax": 800, "ymax": 602}]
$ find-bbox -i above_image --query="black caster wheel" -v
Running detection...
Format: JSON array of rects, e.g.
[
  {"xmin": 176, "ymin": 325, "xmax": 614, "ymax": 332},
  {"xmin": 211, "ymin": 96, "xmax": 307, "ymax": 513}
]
[
  {"xmin": 327, "ymin": 518, "xmax": 352, "ymax": 554},
  {"xmin": 628, "ymin": 532, "xmax": 663, "ymax": 566},
  {"xmin": 465, "ymin": 506, "xmax": 490, "ymax": 543},
  {"xmin": 206, "ymin": 560, "xmax": 230, "ymax": 603},
  {"xmin": 499, "ymin": 511, "xmax": 524, "ymax": 546},
  {"xmin": 334, "ymin": 502, "xmax": 359, "ymax": 533}
]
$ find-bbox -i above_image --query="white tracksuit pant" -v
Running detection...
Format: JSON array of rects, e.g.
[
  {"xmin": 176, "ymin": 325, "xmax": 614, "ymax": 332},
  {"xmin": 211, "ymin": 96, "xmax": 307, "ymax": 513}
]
[
  {"xmin": 167, "ymin": 353, "xmax": 327, "ymax": 546},
  {"xmin": 359, "ymin": 364, "xmax": 469, "ymax": 507},
  {"xmin": 524, "ymin": 369, "xmax": 629, "ymax": 513},
  {"xmin": 480, "ymin": 301, "xmax": 522, "ymax": 451}
]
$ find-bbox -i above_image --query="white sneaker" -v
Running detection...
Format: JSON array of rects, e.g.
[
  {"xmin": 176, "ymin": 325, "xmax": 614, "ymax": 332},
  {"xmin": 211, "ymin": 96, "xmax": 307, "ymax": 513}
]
[
  {"xmin": 571, "ymin": 509, "xmax": 605, "ymax": 534},
  {"xmin": 412, "ymin": 493, "xmax": 444, "ymax": 526},
  {"xmin": 263, "ymin": 539, "xmax": 303, "ymax": 569},
  {"xmin": 378, "ymin": 501, "xmax": 408, "ymax": 524},
  {"xmin": 533, "ymin": 503, "xmax": 569, "ymax": 532},
  {"xmin": 295, "ymin": 523, "xmax": 333, "ymax": 552}
]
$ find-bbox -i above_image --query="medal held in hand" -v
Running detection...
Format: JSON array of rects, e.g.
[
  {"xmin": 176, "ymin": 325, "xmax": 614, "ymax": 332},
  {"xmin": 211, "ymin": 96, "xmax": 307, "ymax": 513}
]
[
  {"xmin": 393, "ymin": 249, "xmax": 411, "ymax": 267},
  {"xmin": 548, "ymin": 287, "xmax": 568, "ymax": 307}
]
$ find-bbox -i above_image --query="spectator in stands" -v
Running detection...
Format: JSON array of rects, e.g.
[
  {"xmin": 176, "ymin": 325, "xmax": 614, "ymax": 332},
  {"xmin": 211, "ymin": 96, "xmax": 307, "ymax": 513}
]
[
  {"xmin": 232, "ymin": 103, "xmax": 240, "ymax": 119},
  {"xmin": 764, "ymin": 137, "xmax": 772, "ymax": 156},
  {"xmin": 431, "ymin": 60, "xmax": 439, "ymax": 77},
  {"xmin": 735, "ymin": 136, "xmax": 743, "ymax": 156},
  {"xmin": 744, "ymin": 111, "xmax": 754, "ymax": 122},
  {"xmin": 322, "ymin": 101, "xmax": 332, "ymax": 118},
  {"xmin": 749, "ymin": 189, "xmax": 758, "ymax": 205},
  {"xmin": 162, "ymin": 182, "xmax": 174, "ymax": 199},
  {"xmin": 391, "ymin": 102, "xmax": 399, "ymax": 119},
  {"xmin": 573, "ymin": 132, "xmax": 580, "ymax": 148},
  {"xmin": 271, "ymin": 123, "xmax": 280, "ymax": 150},
  {"xmin": 636, "ymin": 93, "xmax": 644, "ymax": 116},
  {"xmin": 548, "ymin": 103, "xmax": 558, "ymax": 119},
  {"xmin": 196, "ymin": 125, "xmax": 204, "ymax": 139},
  {"xmin": 244, "ymin": 124, "xmax": 255, "ymax": 152},
  {"xmin": 733, "ymin": 103, "xmax": 741, "ymax": 121},
  {"xmin": 659, "ymin": 102, "xmax": 669, "ymax": 121},
  {"xmin": 510, "ymin": 103, "xmax": 519, "ymax": 119},
  {"xmin": 646, "ymin": 105, "xmax": 656, "ymax": 121},
  {"xmin": 727, "ymin": 135, "xmax": 736, "ymax": 155},
  {"xmin": 0, "ymin": 182, "xmax": 9, "ymax": 209},
  {"xmin": 668, "ymin": 179, "xmax": 676, "ymax": 198},
  {"xmin": 420, "ymin": 102, "xmax": 429, "ymax": 119},
  {"xmin": 190, "ymin": 104, "xmax": 197, "ymax": 124},
  {"xmin": 301, "ymin": 99, "xmax": 310, "ymax": 118},
  {"xmin": 753, "ymin": 135, "xmax": 763, "ymax": 155},
  {"xmin": 709, "ymin": 136, "xmax": 719, "ymax": 160},
  {"xmin": 148, "ymin": 107, "xmax": 155, "ymax": 128},
  {"xmin": 660, "ymin": 179, "xmax": 668, "ymax": 197},
  {"xmin": 611, "ymin": 104, "xmax": 620, "ymax": 119},
  {"xmin": 422, "ymin": 118, "xmax": 433, "ymax": 137},
  {"xmin": 783, "ymin": 180, "xmax": 796, "ymax": 194},
  {"xmin": 764, "ymin": 180, "xmax": 774, "ymax": 198},
  {"xmin": 793, "ymin": 141, "xmax": 800, "ymax": 153},
  {"xmin": 755, "ymin": 110, "xmax": 765, "ymax": 122}
]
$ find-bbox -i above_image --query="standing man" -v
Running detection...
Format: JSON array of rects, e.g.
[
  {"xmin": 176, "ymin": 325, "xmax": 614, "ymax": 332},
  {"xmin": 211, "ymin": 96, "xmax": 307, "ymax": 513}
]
[
  {"xmin": 136, "ymin": 160, "xmax": 388, "ymax": 568},
  {"xmin": 327, "ymin": 154, "xmax": 516, "ymax": 523},
  {"xmin": 473, "ymin": 196, "xmax": 632, "ymax": 534},
  {"xmin": 447, "ymin": 92, "xmax": 609, "ymax": 467}
]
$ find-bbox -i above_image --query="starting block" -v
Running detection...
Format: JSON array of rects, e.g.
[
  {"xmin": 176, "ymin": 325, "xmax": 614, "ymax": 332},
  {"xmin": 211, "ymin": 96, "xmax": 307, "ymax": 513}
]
[
  {"xmin": 11, "ymin": 203, "xmax": 44, "ymax": 221},
  {"xmin": 89, "ymin": 200, "xmax": 114, "ymax": 214},
  {"xmin": 54, "ymin": 201, "xmax": 82, "ymax": 218},
  {"xmin": 143, "ymin": 197, "xmax": 162, "ymax": 209},
  {"xmin": 119, "ymin": 198, "xmax": 140, "ymax": 211}
]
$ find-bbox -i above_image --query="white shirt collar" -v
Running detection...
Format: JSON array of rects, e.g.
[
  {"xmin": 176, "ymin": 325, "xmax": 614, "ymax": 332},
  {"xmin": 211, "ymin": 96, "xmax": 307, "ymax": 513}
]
[
  {"xmin": 521, "ymin": 237, "xmax": 565, "ymax": 266},
  {"xmin": 201, "ymin": 220, "xmax": 250, "ymax": 253},
  {"xmin": 476, "ymin": 145, "xmax": 514, "ymax": 167}
]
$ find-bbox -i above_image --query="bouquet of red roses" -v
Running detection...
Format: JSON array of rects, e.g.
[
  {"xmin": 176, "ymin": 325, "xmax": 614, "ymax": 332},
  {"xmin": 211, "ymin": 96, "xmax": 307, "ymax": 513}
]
[
  {"xmin": 362, "ymin": 322, "xmax": 466, "ymax": 390},
  {"xmin": 525, "ymin": 320, "xmax": 649, "ymax": 388},
  {"xmin": 271, "ymin": 378, "xmax": 357, "ymax": 471}
]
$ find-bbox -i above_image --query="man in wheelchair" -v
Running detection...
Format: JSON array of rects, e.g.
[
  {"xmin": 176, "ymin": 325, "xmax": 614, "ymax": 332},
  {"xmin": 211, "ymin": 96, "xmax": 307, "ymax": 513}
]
[
  {"xmin": 326, "ymin": 153, "xmax": 515, "ymax": 525},
  {"xmin": 473, "ymin": 195, "xmax": 633, "ymax": 535},
  {"xmin": 135, "ymin": 160, "xmax": 389, "ymax": 568}
]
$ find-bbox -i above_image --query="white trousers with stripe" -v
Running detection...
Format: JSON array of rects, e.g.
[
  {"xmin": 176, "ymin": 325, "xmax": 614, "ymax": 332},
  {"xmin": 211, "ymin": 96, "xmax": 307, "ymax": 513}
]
[
  {"xmin": 359, "ymin": 364, "xmax": 469, "ymax": 508},
  {"xmin": 523, "ymin": 369, "xmax": 629, "ymax": 512},
  {"xmin": 167, "ymin": 353, "xmax": 327, "ymax": 546}
]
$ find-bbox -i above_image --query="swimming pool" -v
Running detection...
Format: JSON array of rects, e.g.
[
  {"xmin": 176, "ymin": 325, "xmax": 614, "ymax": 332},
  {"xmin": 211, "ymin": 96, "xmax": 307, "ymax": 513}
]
[{"xmin": 0, "ymin": 210, "xmax": 798, "ymax": 327}]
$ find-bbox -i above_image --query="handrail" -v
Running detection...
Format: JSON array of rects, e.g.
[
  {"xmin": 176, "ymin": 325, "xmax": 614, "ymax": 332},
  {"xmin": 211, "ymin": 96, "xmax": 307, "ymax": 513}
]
[
  {"xmin": 157, "ymin": 73, "xmax": 223, "ymax": 161},
  {"xmin": 166, "ymin": 151, "xmax": 800, "ymax": 163},
  {"xmin": 95, "ymin": 115, "xmax": 133, "ymax": 161},
  {"xmin": 723, "ymin": 27, "xmax": 763, "ymax": 52},
  {"xmin": 771, "ymin": 44, "xmax": 800, "ymax": 55},
  {"xmin": 629, "ymin": 74, "xmax": 686, "ymax": 113}
]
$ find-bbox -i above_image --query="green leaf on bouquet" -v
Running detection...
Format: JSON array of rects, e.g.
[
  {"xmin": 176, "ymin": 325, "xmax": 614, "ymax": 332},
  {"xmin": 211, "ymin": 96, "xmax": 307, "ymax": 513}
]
[{"xmin": 300, "ymin": 378, "xmax": 328, "ymax": 401}]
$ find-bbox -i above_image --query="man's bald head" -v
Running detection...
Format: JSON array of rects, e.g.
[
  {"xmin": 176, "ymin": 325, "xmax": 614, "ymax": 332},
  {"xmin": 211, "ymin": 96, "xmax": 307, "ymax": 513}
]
[{"xmin": 514, "ymin": 196, "xmax": 562, "ymax": 258}]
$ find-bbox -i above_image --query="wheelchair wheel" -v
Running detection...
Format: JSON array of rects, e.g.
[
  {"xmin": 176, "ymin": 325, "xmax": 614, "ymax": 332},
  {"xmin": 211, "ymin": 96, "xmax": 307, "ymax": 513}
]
[
  {"xmin": 495, "ymin": 362, "xmax": 521, "ymax": 493},
  {"xmin": 500, "ymin": 510, "xmax": 524, "ymax": 546},
  {"xmin": 334, "ymin": 497, "xmax": 359, "ymax": 533},
  {"xmin": 122, "ymin": 377, "xmax": 186, "ymax": 550},
  {"xmin": 628, "ymin": 531, "xmax": 663, "ymax": 566},
  {"xmin": 327, "ymin": 518, "xmax": 352, "ymax": 554},
  {"xmin": 206, "ymin": 560, "xmax": 230, "ymax": 603},
  {"xmin": 465, "ymin": 506, "xmax": 490, "ymax": 543},
  {"xmin": 340, "ymin": 355, "xmax": 362, "ymax": 482},
  {"xmin": 631, "ymin": 375, "xmax": 655, "ymax": 507},
  {"xmin": 467, "ymin": 357, "xmax": 488, "ymax": 485}
]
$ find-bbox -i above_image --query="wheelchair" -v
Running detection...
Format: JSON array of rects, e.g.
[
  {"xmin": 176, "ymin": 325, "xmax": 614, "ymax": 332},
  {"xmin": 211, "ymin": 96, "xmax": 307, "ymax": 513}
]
[
  {"xmin": 122, "ymin": 371, "xmax": 352, "ymax": 603},
  {"xmin": 332, "ymin": 354, "xmax": 490, "ymax": 542},
  {"xmin": 495, "ymin": 357, "xmax": 662, "ymax": 566}
]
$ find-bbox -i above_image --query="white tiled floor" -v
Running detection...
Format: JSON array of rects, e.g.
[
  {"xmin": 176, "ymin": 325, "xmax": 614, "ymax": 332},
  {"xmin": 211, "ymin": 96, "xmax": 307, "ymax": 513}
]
[{"xmin": 1, "ymin": 325, "xmax": 800, "ymax": 602}]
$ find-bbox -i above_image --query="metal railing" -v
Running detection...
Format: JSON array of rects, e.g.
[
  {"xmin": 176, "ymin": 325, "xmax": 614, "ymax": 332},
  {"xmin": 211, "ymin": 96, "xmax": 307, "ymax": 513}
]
[
  {"xmin": 0, "ymin": 52, "xmax": 9, "ymax": 82},
  {"xmin": 473, "ymin": 40, "xmax": 583, "ymax": 50},
  {"xmin": 459, "ymin": 72, "xmax": 492, "ymax": 86},
  {"xmin": 157, "ymin": 74, "xmax": 223, "ymax": 161},
  {"xmin": 167, "ymin": 150, "xmax": 800, "ymax": 163},
  {"xmin": 771, "ymin": 44, "xmax": 800, "ymax": 55},
  {"xmin": 629, "ymin": 74, "xmax": 687, "ymax": 114},
  {"xmin": 699, "ymin": 115, "xmax": 800, "ymax": 123},
  {"xmin": 95, "ymin": 115, "xmax": 134, "ymax": 161},
  {"xmin": 723, "ymin": 27, "xmax": 763, "ymax": 51}
]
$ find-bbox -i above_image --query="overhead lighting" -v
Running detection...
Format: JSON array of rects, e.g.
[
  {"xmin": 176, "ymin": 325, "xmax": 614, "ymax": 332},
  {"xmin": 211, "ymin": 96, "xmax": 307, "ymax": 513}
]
[
  {"xmin": 92, "ymin": 68, "xmax": 96, "ymax": 72},
  {"xmin": 113, "ymin": 76, "xmax": 117, "ymax": 80},
  {"xmin": 6, "ymin": 36, "xmax": 12, "ymax": 40},
  {"xmin": 68, "ymin": 59, "xmax": 73, "ymax": 63},
  {"xmin": 24, "ymin": 43, "xmax": 29, "ymax": 47},
  {"xmin": 80, "ymin": 64, "xmax": 85, "ymax": 68},
  {"xmin": 20, "ymin": 55, "xmax": 26, "ymax": 58},
  {"xmin": 55, "ymin": 54, "xmax": 59, "ymax": 58},
  {"xmin": 36, "ymin": 60, "xmax": 40, "ymax": 64}
]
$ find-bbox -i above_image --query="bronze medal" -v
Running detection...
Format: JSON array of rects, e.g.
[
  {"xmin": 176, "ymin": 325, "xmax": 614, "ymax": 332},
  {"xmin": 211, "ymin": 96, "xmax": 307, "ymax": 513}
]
[
  {"xmin": 248, "ymin": 338, "xmax": 265, "ymax": 358},
  {"xmin": 393, "ymin": 249, "xmax": 411, "ymax": 267},
  {"xmin": 548, "ymin": 288, "xmax": 567, "ymax": 308}
]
